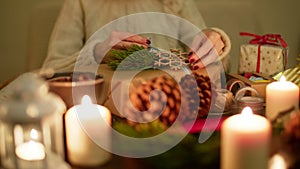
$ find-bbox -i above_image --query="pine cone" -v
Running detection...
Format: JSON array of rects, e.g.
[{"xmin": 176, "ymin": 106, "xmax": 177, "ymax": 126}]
[
  {"xmin": 179, "ymin": 75, "xmax": 200, "ymax": 121},
  {"xmin": 180, "ymin": 74, "xmax": 214, "ymax": 119},
  {"xmin": 124, "ymin": 75, "xmax": 181, "ymax": 128},
  {"xmin": 124, "ymin": 72, "xmax": 215, "ymax": 129}
]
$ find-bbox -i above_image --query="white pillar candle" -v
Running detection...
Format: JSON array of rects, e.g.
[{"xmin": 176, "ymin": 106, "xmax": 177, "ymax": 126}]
[
  {"xmin": 221, "ymin": 107, "xmax": 271, "ymax": 169},
  {"xmin": 266, "ymin": 76, "xmax": 299, "ymax": 120},
  {"xmin": 65, "ymin": 95, "xmax": 111, "ymax": 167}
]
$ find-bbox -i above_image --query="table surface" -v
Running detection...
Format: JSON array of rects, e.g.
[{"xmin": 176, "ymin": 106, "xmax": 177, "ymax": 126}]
[
  {"xmin": 69, "ymin": 130, "xmax": 221, "ymax": 169},
  {"xmin": 71, "ymin": 156, "xmax": 151, "ymax": 169},
  {"xmin": 1, "ymin": 66, "xmax": 299, "ymax": 169},
  {"xmin": 68, "ymin": 135, "xmax": 300, "ymax": 169},
  {"xmin": 67, "ymin": 115, "xmax": 300, "ymax": 169}
]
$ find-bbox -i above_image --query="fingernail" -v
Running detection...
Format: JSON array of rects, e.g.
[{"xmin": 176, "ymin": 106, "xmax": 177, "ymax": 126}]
[
  {"xmin": 193, "ymin": 65, "xmax": 199, "ymax": 70},
  {"xmin": 188, "ymin": 51, "xmax": 193, "ymax": 56},
  {"xmin": 146, "ymin": 39, "xmax": 151, "ymax": 44},
  {"xmin": 189, "ymin": 58, "xmax": 195, "ymax": 63}
]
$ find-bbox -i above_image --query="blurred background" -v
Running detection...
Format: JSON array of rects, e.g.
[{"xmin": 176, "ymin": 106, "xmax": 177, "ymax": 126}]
[{"xmin": 0, "ymin": 0, "xmax": 299, "ymax": 83}]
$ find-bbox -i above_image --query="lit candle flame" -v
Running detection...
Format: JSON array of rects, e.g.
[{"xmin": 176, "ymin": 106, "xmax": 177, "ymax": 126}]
[
  {"xmin": 81, "ymin": 95, "xmax": 92, "ymax": 105},
  {"xmin": 269, "ymin": 154, "xmax": 286, "ymax": 169},
  {"xmin": 241, "ymin": 106, "xmax": 253, "ymax": 117},
  {"xmin": 280, "ymin": 76, "xmax": 286, "ymax": 82},
  {"xmin": 30, "ymin": 129, "xmax": 38, "ymax": 140}
]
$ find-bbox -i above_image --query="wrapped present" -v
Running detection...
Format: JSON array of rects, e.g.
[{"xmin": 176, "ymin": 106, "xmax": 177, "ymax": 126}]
[{"xmin": 238, "ymin": 32, "xmax": 288, "ymax": 77}]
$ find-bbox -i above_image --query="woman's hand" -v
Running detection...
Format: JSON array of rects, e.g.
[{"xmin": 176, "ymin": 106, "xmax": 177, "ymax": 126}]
[
  {"xmin": 109, "ymin": 31, "xmax": 150, "ymax": 50},
  {"xmin": 94, "ymin": 31, "xmax": 150, "ymax": 63},
  {"xmin": 188, "ymin": 29, "xmax": 225, "ymax": 70}
]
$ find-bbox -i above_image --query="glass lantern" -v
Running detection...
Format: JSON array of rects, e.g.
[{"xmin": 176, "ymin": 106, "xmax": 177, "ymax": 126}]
[{"xmin": 0, "ymin": 73, "xmax": 70, "ymax": 169}]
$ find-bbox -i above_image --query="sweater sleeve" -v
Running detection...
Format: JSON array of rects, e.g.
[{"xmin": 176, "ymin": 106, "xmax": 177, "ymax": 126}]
[
  {"xmin": 179, "ymin": 0, "xmax": 207, "ymax": 29},
  {"xmin": 178, "ymin": 0, "xmax": 231, "ymax": 72},
  {"xmin": 209, "ymin": 27, "xmax": 231, "ymax": 72},
  {"xmin": 41, "ymin": 0, "xmax": 85, "ymax": 72}
]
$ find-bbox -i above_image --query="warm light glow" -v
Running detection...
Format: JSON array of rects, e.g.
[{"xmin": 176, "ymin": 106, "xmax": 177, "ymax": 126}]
[
  {"xmin": 266, "ymin": 74, "xmax": 299, "ymax": 120},
  {"xmin": 279, "ymin": 76, "xmax": 286, "ymax": 82},
  {"xmin": 269, "ymin": 154, "xmax": 286, "ymax": 169},
  {"xmin": 241, "ymin": 106, "xmax": 253, "ymax": 117},
  {"xmin": 221, "ymin": 106, "xmax": 271, "ymax": 169},
  {"xmin": 14, "ymin": 125, "xmax": 24, "ymax": 146},
  {"xmin": 15, "ymin": 141, "xmax": 45, "ymax": 161},
  {"xmin": 15, "ymin": 128, "xmax": 45, "ymax": 161},
  {"xmin": 81, "ymin": 95, "xmax": 92, "ymax": 105},
  {"xmin": 30, "ymin": 129, "xmax": 38, "ymax": 140},
  {"xmin": 66, "ymin": 95, "xmax": 112, "ymax": 165}
]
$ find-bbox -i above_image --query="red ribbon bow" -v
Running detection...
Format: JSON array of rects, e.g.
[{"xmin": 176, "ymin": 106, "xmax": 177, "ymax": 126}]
[
  {"xmin": 240, "ymin": 32, "xmax": 288, "ymax": 47},
  {"xmin": 240, "ymin": 32, "xmax": 288, "ymax": 73}
]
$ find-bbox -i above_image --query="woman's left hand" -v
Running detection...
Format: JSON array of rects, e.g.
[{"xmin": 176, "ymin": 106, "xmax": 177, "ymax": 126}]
[{"xmin": 188, "ymin": 29, "xmax": 225, "ymax": 70}]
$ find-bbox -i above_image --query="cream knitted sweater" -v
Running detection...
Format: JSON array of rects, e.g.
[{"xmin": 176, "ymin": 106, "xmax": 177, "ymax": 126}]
[{"xmin": 41, "ymin": 0, "xmax": 231, "ymax": 72}]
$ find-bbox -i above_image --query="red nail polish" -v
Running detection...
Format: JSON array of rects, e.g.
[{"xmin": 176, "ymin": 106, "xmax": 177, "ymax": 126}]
[
  {"xmin": 193, "ymin": 65, "xmax": 199, "ymax": 70},
  {"xmin": 188, "ymin": 51, "xmax": 193, "ymax": 56},
  {"xmin": 189, "ymin": 58, "xmax": 195, "ymax": 63}
]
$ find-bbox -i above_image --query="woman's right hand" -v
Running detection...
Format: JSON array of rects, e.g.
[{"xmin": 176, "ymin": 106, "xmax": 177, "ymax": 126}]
[
  {"xmin": 109, "ymin": 31, "xmax": 150, "ymax": 50},
  {"xmin": 94, "ymin": 31, "xmax": 150, "ymax": 63}
]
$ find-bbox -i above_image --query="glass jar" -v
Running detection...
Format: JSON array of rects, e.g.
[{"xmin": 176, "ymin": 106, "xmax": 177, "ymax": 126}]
[{"xmin": 238, "ymin": 96, "xmax": 264, "ymax": 115}]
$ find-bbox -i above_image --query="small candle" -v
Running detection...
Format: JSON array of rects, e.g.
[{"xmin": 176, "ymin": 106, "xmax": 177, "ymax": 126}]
[
  {"xmin": 266, "ymin": 76, "xmax": 299, "ymax": 120},
  {"xmin": 269, "ymin": 154, "xmax": 287, "ymax": 169},
  {"xmin": 221, "ymin": 107, "xmax": 271, "ymax": 169},
  {"xmin": 15, "ymin": 129, "xmax": 45, "ymax": 161},
  {"xmin": 65, "ymin": 95, "xmax": 111, "ymax": 167}
]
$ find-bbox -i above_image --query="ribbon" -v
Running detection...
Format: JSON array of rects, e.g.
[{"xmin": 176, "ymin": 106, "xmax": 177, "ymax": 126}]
[{"xmin": 240, "ymin": 32, "xmax": 288, "ymax": 73}]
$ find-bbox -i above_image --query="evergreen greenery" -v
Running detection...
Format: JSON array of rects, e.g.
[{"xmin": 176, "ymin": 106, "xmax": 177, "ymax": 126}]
[{"xmin": 107, "ymin": 45, "xmax": 156, "ymax": 70}]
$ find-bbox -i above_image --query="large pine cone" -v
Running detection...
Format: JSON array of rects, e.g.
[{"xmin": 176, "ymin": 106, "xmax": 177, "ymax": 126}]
[
  {"xmin": 124, "ymin": 72, "xmax": 215, "ymax": 129},
  {"xmin": 124, "ymin": 75, "xmax": 181, "ymax": 127},
  {"xmin": 180, "ymin": 74, "xmax": 215, "ymax": 120}
]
